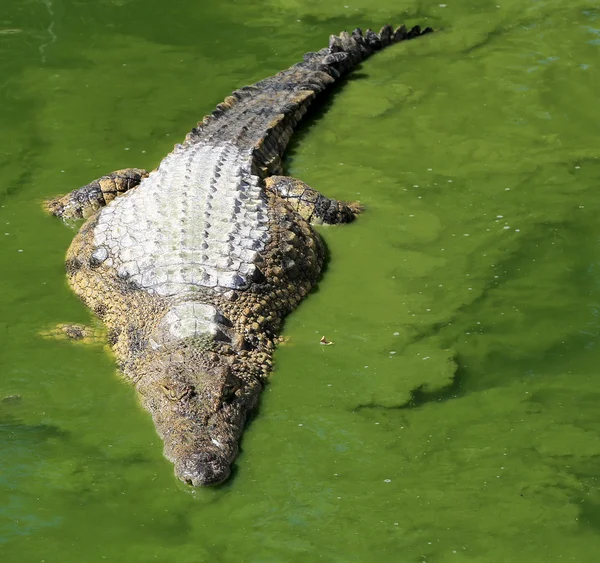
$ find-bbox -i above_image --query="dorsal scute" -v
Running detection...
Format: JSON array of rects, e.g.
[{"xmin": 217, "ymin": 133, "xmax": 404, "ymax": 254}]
[{"xmin": 94, "ymin": 142, "xmax": 270, "ymax": 297}]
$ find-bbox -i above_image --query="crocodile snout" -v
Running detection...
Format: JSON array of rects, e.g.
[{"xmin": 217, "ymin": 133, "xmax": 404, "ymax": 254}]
[{"xmin": 174, "ymin": 452, "xmax": 230, "ymax": 486}]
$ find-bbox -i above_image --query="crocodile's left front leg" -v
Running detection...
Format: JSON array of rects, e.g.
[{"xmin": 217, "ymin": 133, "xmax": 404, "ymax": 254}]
[
  {"xmin": 265, "ymin": 175, "xmax": 362, "ymax": 225},
  {"xmin": 45, "ymin": 168, "xmax": 149, "ymax": 220}
]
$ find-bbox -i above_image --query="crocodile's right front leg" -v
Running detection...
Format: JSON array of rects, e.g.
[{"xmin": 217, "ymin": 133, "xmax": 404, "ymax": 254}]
[
  {"xmin": 45, "ymin": 168, "xmax": 149, "ymax": 220},
  {"xmin": 265, "ymin": 175, "xmax": 362, "ymax": 225}
]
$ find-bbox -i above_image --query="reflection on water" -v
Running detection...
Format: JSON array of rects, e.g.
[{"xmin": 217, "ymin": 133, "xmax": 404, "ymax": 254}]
[{"xmin": 39, "ymin": 0, "xmax": 57, "ymax": 63}]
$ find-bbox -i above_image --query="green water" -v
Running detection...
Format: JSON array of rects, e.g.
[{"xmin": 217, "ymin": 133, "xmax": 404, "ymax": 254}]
[{"xmin": 2, "ymin": 0, "xmax": 600, "ymax": 560}]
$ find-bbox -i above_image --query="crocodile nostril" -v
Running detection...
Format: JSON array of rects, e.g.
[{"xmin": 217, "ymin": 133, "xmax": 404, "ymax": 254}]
[{"xmin": 175, "ymin": 452, "xmax": 231, "ymax": 487}]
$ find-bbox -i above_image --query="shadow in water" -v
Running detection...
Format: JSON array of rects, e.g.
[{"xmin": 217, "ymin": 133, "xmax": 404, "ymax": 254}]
[
  {"xmin": 284, "ymin": 71, "xmax": 369, "ymax": 168},
  {"xmin": 352, "ymin": 356, "xmax": 469, "ymax": 413}
]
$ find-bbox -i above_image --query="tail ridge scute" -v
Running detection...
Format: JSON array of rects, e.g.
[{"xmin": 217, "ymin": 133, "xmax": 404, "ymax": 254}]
[
  {"xmin": 379, "ymin": 24, "xmax": 394, "ymax": 47},
  {"xmin": 318, "ymin": 23, "xmax": 433, "ymax": 77}
]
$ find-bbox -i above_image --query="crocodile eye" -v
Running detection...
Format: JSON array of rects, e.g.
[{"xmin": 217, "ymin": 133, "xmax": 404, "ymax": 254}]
[
  {"xmin": 222, "ymin": 384, "xmax": 236, "ymax": 403},
  {"xmin": 178, "ymin": 385, "xmax": 195, "ymax": 401},
  {"xmin": 161, "ymin": 384, "xmax": 178, "ymax": 401}
]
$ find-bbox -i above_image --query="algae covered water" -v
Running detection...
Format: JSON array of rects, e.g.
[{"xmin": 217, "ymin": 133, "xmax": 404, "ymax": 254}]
[{"xmin": 2, "ymin": 0, "xmax": 600, "ymax": 561}]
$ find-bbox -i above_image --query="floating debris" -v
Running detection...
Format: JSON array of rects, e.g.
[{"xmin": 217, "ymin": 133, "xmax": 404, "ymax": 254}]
[
  {"xmin": 2, "ymin": 394, "xmax": 22, "ymax": 404},
  {"xmin": 320, "ymin": 335, "xmax": 333, "ymax": 346},
  {"xmin": 0, "ymin": 29, "xmax": 23, "ymax": 35}
]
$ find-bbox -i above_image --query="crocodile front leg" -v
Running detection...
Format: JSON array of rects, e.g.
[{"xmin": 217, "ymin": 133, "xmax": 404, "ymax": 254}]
[
  {"xmin": 45, "ymin": 168, "xmax": 149, "ymax": 220},
  {"xmin": 265, "ymin": 175, "xmax": 362, "ymax": 225},
  {"xmin": 39, "ymin": 323, "xmax": 106, "ymax": 346}
]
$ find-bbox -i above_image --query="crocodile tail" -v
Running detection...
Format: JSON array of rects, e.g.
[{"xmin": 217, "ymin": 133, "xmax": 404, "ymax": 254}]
[
  {"xmin": 185, "ymin": 24, "xmax": 433, "ymax": 173},
  {"xmin": 317, "ymin": 24, "xmax": 433, "ymax": 78}
]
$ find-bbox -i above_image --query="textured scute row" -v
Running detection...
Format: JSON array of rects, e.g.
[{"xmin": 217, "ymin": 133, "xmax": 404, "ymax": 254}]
[
  {"xmin": 250, "ymin": 90, "xmax": 316, "ymax": 177},
  {"xmin": 322, "ymin": 25, "xmax": 432, "ymax": 75},
  {"xmin": 93, "ymin": 142, "xmax": 269, "ymax": 295},
  {"xmin": 151, "ymin": 302, "xmax": 227, "ymax": 348},
  {"xmin": 65, "ymin": 185, "xmax": 324, "ymax": 484}
]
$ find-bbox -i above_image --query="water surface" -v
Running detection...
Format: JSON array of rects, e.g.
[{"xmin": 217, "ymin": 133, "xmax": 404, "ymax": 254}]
[{"xmin": 2, "ymin": 0, "xmax": 600, "ymax": 561}]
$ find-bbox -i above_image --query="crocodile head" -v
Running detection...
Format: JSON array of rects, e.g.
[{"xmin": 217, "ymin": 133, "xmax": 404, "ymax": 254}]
[{"xmin": 136, "ymin": 344, "xmax": 263, "ymax": 486}]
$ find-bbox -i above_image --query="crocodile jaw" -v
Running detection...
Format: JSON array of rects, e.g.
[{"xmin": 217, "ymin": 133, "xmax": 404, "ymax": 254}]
[
  {"xmin": 134, "ymin": 346, "xmax": 262, "ymax": 486},
  {"xmin": 174, "ymin": 451, "xmax": 231, "ymax": 486}
]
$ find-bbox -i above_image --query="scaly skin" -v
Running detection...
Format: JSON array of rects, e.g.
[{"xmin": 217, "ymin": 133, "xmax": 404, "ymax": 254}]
[{"xmin": 46, "ymin": 25, "xmax": 433, "ymax": 486}]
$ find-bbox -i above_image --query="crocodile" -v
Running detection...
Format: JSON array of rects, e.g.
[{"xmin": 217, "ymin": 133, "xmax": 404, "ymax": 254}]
[{"xmin": 46, "ymin": 24, "xmax": 433, "ymax": 486}]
